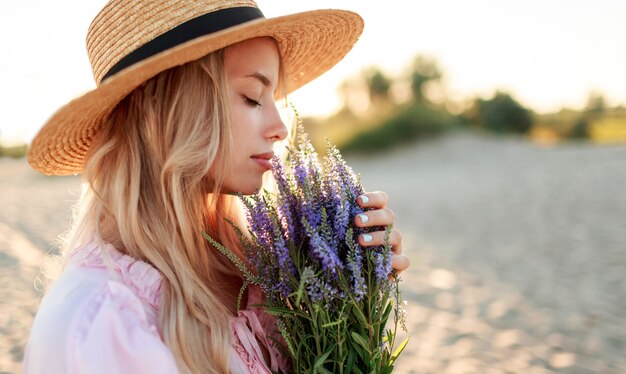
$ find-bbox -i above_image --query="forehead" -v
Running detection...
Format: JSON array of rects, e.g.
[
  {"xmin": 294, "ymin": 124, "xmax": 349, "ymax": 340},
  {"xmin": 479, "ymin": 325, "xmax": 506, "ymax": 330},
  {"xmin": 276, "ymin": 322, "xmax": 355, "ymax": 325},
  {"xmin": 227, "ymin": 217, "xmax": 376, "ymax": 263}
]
[{"xmin": 223, "ymin": 37, "xmax": 280, "ymax": 79}]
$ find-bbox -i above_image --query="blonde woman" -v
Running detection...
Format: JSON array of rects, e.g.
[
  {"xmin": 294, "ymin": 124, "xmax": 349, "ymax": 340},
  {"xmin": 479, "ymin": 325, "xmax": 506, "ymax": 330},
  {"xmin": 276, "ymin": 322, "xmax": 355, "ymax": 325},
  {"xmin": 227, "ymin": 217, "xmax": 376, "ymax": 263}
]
[{"xmin": 24, "ymin": 1, "xmax": 410, "ymax": 373}]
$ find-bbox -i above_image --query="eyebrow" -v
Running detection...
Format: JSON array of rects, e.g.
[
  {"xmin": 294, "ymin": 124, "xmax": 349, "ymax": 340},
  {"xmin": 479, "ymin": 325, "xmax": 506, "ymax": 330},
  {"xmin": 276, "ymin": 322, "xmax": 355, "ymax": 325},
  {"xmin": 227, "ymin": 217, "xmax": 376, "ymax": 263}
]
[{"xmin": 244, "ymin": 72, "xmax": 271, "ymax": 87}]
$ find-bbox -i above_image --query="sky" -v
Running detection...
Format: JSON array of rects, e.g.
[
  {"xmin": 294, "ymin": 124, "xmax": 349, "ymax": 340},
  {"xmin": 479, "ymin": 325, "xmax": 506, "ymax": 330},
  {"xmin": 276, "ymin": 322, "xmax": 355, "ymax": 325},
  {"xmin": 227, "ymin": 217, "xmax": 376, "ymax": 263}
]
[{"xmin": 1, "ymin": 0, "xmax": 625, "ymax": 144}]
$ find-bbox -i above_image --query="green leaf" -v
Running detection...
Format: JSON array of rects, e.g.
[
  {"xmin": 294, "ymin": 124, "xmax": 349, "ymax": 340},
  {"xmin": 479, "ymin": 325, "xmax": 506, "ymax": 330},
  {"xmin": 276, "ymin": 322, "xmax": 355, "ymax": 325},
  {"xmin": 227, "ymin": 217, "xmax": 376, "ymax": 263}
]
[
  {"xmin": 352, "ymin": 305, "xmax": 369, "ymax": 328},
  {"xmin": 313, "ymin": 345, "xmax": 335, "ymax": 373},
  {"xmin": 345, "ymin": 349, "xmax": 357, "ymax": 373},
  {"xmin": 294, "ymin": 268, "xmax": 308, "ymax": 305},
  {"xmin": 350, "ymin": 340, "xmax": 366, "ymax": 361},
  {"xmin": 351, "ymin": 332, "xmax": 371, "ymax": 355},
  {"xmin": 389, "ymin": 336, "xmax": 409, "ymax": 365},
  {"xmin": 262, "ymin": 306, "xmax": 309, "ymax": 320},
  {"xmin": 321, "ymin": 319, "xmax": 345, "ymax": 328},
  {"xmin": 381, "ymin": 300, "xmax": 393, "ymax": 322}
]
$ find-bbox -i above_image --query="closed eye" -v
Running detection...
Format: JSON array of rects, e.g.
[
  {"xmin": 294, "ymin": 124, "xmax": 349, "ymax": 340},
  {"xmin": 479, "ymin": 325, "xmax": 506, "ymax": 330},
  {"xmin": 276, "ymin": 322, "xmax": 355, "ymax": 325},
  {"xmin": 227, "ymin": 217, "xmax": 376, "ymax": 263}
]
[{"xmin": 243, "ymin": 95, "xmax": 262, "ymax": 107}]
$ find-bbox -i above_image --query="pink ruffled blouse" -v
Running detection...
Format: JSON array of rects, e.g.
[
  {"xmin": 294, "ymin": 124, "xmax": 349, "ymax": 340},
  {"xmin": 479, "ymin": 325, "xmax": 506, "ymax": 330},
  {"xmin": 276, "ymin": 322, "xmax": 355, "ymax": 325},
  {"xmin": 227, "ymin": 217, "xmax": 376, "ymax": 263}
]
[{"xmin": 24, "ymin": 238, "xmax": 290, "ymax": 373}]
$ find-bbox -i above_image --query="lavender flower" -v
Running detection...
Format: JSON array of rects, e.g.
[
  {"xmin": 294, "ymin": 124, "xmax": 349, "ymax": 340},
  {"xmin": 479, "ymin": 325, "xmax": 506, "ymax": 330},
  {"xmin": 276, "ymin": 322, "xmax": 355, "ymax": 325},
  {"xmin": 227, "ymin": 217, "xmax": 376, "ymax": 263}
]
[
  {"xmin": 345, "ymin": 227, "xmax": 366, "ymax": 301},
  {"xmin": 271, "ymin": 156, "xmax": 299, "ymax": 243},
  {"xmin": 374, "ymin": 249, "xmax": 393, "ymax": 285},
  {"xmin": 303, "ymin": 218, "xmax": 343, "ymax": 274},
  {"xmin": 241, "ymin": 195, "xmax": 273, "ymax": 252},
  {"xmin": 205, "ymin": 118, "xmax": 407, "ymax": 372},
  {"xmin": 239, "ymin": 129, "xmax": 393, "ymax": 309}
]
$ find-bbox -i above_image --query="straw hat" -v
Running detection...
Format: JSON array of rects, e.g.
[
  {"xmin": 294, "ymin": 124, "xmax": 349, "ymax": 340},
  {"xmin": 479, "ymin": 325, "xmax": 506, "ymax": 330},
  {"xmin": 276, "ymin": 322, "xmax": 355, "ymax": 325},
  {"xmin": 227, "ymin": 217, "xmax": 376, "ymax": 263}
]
[{"xmin": 28, "ymin": 0, "xmax": 363, "ymax": 176}]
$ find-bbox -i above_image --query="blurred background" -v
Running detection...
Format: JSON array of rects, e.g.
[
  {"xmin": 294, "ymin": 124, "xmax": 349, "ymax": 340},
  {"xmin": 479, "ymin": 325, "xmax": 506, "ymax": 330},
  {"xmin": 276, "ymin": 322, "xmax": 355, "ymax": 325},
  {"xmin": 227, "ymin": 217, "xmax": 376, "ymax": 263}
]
[{"xmin": 1, "ymin": 1, "xmax": 625, "ymax": 373}]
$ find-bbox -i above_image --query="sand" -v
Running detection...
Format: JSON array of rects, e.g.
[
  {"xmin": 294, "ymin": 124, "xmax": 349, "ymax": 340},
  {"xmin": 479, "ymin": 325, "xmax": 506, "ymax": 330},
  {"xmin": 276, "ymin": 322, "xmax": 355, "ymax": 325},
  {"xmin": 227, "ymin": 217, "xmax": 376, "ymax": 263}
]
[
  {"xmin": 1, "ymin": 132, "xmax": 625, "ymax": 373},
  {"xmin": 347, "ymin": 133, "xmax": 626, "ymax": 373},
  {"xmin": 0, "ymin": 159, "xmax": 81, "ymax": 373}
]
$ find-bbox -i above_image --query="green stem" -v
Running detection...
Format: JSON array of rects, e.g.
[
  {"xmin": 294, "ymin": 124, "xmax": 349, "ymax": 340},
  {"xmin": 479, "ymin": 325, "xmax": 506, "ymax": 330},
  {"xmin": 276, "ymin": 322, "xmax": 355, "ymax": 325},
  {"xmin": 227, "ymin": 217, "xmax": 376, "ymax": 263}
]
[
  {"xmin": 390, "ymin": 274, "xmax": 401, "ymax": 355},
  {"xmin": 337, "ymin": 305, "xmax": 346, "ymax": 374},
  {"xmin": 312, "ymin": 305, "xmax": 322, "ymax": 359},
  {"xmin": 366, "ymin": 252, "xmax": 375, "ymax": 371}
]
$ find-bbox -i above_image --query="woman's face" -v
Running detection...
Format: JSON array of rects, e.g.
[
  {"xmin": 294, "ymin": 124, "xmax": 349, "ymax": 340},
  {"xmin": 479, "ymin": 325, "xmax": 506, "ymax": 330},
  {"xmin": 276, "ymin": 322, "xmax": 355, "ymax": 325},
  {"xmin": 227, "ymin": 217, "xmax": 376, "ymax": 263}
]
[{"xmin": 220, "ymin": 37, "xmax": 287, "ymax": 194}]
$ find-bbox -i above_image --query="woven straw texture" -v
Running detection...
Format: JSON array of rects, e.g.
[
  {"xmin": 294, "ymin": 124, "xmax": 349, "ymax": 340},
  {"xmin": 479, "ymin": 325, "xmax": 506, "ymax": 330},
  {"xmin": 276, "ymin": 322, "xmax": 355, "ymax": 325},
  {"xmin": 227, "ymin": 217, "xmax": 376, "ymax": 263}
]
[{"xmin": 28, "ymin": 0, "xmax": 363, "ymax": 176}]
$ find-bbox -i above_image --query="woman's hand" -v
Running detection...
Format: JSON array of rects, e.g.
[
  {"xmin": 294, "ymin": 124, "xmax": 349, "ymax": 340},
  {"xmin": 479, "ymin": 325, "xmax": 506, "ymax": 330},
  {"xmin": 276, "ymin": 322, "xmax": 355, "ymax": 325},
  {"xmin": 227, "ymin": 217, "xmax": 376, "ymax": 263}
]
[{"xmin": 354, "ymin": 191, "xmax": 410, "ymax": 276}]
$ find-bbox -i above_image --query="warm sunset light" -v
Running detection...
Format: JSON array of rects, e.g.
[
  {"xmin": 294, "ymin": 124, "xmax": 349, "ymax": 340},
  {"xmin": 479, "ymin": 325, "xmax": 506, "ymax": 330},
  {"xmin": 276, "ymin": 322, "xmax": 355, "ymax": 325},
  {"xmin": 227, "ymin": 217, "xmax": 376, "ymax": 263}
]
[
  {"xmin": 1, "ymin": 2, "xmax": 625, "ymax": 373},
  {"xmin": 1, "ymin": 0, "xmax": 625, "ymax": 143}
]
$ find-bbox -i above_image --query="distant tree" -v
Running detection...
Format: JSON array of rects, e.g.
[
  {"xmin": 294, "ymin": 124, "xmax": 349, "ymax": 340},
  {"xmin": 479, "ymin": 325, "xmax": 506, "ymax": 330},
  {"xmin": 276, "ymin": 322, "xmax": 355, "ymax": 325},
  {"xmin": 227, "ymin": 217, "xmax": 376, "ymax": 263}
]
[
  {"xmin": 363, "ymin": 67, "xmax": 392, "ymax": 104},
  {"xmin": 408, "ymin": 55, "xmax": 442, "ymax": 103},
  {"xmin": 337, "ymin": 79, "xmax": 352, "ymax": 108},
  {"xmin": 469, "ymin": 91, "xmax": 533, "ymax": 134},
  {"xmin": 567, "ymin": 91, "xmax": 607, "ymax": 140},
  {"xmin": 570, "ymin": 117, "xmax": 590, "ymax": 139},
  {"xmin": 585, "ymin": 91, "xmax": 606, "ymax": 115}
]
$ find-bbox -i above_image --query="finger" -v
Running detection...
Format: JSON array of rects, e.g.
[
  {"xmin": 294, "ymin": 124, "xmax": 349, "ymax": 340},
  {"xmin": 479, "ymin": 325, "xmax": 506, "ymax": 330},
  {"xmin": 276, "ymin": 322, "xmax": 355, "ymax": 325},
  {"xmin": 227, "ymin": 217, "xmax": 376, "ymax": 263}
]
[
  {"xmin": 391, "ymin": 254, "xmax": 410, "ymax": 274},
  {"xmin": 357, "ymin": 229, "xmax": 401, "ymax": 249},
  {"xmin": 354, "ymin": 208, "xmax": 395, "ymax": 228},
  {"xmin": 357, "ymin": 191, "xmax": 388, "ymax": 209},
  {"xmin": 392, "ymin": 240, "xmax": 403, "ymax": 255}
]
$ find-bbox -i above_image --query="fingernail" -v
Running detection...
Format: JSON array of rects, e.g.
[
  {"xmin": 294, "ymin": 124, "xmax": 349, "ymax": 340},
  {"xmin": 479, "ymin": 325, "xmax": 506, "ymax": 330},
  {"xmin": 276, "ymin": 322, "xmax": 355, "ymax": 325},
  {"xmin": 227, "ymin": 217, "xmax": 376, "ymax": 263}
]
[
  {"xmin": 358, "ymin": 214, "xmax": 369, "ymax": 224},
  {"xmin": 362, "ymin": 234, "xmax": 373, "ymax": 243},
  {"xmin": 359, "ymin": 195, "xmax": 369, "ymax": 204}
]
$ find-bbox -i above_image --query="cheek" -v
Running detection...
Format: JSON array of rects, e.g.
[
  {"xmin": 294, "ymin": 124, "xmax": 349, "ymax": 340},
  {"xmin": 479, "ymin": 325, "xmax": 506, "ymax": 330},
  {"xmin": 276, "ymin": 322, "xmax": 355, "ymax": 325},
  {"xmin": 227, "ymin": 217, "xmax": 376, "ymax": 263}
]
[
  {"xmin": 229, "ymin": 99, "xmax": 250, "ymax": 139},
  {"xmin": 230, "ymin": 107, "xmax": 261, "ymax": 152},
  {"xmin": 225, "ymin": 101, "xmax": 246, "ymax": 152},
  {"xmin": 230, "ymin": 120, "xmax": 246, "ymax": 158}
]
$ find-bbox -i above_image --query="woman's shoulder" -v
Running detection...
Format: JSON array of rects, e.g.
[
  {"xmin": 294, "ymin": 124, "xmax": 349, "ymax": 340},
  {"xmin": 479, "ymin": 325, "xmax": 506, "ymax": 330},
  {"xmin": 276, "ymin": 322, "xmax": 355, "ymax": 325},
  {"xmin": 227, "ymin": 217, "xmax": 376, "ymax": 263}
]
[
  {"xmin": 26, "ymin": 260, "xmax": 114, "ymax": 352},
  {"xmin": 24, "ymin": 242, "xmax": 177, "ymax": 373},
  {"xmin": 67, "ymin": 237, "xmax": 164, "ymax": 308}
]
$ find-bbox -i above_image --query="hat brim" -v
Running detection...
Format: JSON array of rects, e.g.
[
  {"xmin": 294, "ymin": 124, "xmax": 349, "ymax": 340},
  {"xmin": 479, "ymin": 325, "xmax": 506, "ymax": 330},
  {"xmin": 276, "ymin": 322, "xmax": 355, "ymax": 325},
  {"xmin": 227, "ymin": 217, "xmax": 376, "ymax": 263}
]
[{"xmin": 28, "ymin": 9, "xmax": 363, "ymax": 176}]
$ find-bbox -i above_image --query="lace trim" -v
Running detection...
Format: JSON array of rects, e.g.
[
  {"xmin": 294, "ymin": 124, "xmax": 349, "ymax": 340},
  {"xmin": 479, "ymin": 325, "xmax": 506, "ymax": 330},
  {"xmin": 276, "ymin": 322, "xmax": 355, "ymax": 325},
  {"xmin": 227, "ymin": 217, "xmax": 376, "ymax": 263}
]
[
  {"xmin": 68, "ymin": 238, "xmax": 162, "ymax": 309},
  {"xmin": 231, "ymin": 311, "xmax": 273, "ymax": 374}
]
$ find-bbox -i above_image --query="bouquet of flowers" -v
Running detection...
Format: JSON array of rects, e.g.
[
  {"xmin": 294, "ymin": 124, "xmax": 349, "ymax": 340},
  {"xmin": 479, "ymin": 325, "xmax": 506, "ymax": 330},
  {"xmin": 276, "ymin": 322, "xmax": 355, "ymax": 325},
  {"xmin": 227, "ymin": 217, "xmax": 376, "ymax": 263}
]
[{"xmin": 204, "ymin": 122, "xmax": 408, "ymax": 373}]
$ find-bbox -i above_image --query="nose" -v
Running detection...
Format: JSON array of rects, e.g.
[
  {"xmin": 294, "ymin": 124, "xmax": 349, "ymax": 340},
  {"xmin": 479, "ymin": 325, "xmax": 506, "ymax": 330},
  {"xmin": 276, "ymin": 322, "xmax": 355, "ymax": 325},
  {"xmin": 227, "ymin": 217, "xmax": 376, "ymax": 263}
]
[{"xmin": 265, "ymin": 102, "xmax": 288, "ymax": 142}]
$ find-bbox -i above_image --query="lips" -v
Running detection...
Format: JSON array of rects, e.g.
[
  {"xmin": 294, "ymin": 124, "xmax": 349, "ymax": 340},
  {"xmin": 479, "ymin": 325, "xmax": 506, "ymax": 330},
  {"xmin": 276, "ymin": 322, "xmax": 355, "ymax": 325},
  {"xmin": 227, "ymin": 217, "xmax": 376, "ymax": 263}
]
[
  {"xmin": 251, "ymin": 152, "xmax": 274, "ymax": 170},
  {"xmin": 251, "ymin": 152, "xmax": 274, "ymax": 160}
]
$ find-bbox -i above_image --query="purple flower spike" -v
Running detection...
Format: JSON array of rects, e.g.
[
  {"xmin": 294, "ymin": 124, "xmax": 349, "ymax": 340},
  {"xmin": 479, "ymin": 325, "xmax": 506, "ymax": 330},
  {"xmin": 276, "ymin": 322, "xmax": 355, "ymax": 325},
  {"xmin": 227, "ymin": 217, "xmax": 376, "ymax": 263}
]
[
  {"xmin": 304, "ymin": 220, "xmax": 343, "ymax": 274},
  {"xmin": 271, "ymin": 156, "xmax": 299, "ymax": 242},
  {"xmin": 246, "ymin": 196, "xmax": 273, "ymax": 252},
  {"xmin": 374, "ymin": 249, "xmax": 392, "ymax": 286}
]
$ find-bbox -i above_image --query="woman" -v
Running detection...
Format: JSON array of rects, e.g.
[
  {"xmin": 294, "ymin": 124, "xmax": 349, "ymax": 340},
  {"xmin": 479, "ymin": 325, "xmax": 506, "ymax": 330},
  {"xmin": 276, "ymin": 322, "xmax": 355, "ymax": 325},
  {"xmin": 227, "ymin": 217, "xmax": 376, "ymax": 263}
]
[{"xmin": 25, "ymin": 1, "xmax": 410, "ymax": 373}]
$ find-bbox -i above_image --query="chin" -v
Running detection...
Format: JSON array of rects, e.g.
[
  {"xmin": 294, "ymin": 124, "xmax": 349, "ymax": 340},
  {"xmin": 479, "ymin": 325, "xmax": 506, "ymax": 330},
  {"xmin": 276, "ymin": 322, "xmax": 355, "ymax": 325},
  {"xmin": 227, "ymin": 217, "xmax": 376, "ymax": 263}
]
[
  {"xmin": 224, "ymin": 180, "xmax": 263, "ymax": 196},
  {"xmin": 237, "ymin": 187, "xmax": 261, "ymax": 196}
]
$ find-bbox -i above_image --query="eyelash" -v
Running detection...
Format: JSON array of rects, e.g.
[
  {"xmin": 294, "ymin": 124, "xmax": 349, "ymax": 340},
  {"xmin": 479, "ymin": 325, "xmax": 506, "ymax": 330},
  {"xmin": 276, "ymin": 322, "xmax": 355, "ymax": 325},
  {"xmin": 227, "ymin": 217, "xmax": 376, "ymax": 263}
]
[{"xmin": 243, "ymin": 95, "xmax": 262, "ymax": 107}]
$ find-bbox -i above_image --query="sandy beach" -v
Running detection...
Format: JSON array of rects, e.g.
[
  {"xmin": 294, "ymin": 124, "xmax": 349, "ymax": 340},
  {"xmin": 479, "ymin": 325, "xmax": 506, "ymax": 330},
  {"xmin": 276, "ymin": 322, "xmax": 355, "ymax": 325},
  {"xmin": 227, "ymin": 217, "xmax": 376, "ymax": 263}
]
[{"xmin": 1, "ymin": 132, "xmax": 625, "ymax": 373}]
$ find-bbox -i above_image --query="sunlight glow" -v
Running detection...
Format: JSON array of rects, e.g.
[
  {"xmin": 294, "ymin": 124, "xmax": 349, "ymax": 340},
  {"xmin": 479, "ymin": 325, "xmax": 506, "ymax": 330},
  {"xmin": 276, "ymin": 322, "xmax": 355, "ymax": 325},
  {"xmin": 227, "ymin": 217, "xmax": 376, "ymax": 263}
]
[{"xmin": 1, "ymin": 0, "xmax": 624, "ymax": 143}]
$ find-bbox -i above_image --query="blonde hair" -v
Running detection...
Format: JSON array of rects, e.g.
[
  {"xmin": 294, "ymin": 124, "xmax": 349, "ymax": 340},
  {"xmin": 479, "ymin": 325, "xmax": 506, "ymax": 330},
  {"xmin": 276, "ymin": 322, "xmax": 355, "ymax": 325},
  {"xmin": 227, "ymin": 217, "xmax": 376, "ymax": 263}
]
[{"xmin": 64, "ymin": 49, "xmax": 251, "ymax": 373}]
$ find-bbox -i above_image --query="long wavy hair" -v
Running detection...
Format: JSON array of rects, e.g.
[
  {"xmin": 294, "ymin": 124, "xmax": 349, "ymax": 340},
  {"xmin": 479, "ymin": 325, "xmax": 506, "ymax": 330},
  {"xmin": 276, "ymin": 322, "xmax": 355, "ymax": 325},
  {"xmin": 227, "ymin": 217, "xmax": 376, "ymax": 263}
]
[{"xmin": 60, "ymin": 48, "xmax": 265, "ymax": 373}]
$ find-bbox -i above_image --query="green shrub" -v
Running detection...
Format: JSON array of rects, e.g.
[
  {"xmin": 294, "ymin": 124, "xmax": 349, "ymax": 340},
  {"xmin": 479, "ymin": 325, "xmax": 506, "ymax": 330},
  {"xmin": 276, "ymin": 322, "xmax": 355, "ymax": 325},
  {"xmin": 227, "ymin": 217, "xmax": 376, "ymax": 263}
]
[
  {"xmin": 0, "ymin": 144, "xmax": 28, "ymax": 159},
  {"xmin": 470, "ymin": 92, "xmax": 533, "ymax": 134},
  {"xmin": 569, "ymin": 117, "xmax": 590, "ymax": 139},
  {"xmin": 340, "ymin": 104, "xmax": 458, "ymax": 153}
]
